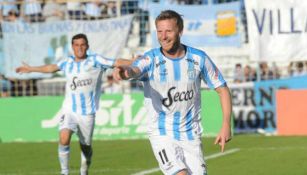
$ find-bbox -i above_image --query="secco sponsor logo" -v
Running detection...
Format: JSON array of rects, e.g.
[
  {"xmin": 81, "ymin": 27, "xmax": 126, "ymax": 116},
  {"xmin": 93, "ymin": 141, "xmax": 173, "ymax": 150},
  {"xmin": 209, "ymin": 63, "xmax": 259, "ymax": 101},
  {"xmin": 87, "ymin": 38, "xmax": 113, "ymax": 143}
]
[
  {"xmin": 162, "ymin": 87, "xmax": 194, "ymax": 108},
  {"xmin": 70, "ymin": 76, "xmax": 92, "ymax": 90}
]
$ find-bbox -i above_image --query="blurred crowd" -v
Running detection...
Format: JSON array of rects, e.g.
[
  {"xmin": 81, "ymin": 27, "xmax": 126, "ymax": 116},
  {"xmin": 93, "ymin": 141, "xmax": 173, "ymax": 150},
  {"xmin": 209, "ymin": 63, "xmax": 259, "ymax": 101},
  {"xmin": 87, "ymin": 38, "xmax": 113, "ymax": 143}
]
[
  {"xmin": 0, "ymin": 0, "xmax": 134, "ymax": 23},
  {"xmin": 0, "ymin": 0, "xmax": 232, "ymax": 44},
  {"xmin": 233, "ymin": 61, "xmax": 307, "ymax": 83},
  {"xmin": 0, "ymin": 0, "xmax": 214, "ymax": 23},
  {"xmin": 2, "ymin": 0, "xmax": 305, "ymax": 97},
  {"xmin": 0, "ymin": 74, "xmax": 38, "ymax": 97}
]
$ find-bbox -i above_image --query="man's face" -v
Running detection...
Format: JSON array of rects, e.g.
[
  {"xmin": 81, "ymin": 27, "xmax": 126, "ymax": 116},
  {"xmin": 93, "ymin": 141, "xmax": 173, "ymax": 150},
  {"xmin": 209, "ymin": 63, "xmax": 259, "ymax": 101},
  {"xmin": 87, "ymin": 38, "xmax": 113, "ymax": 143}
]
[
  {"xmin": 156, "ymin": 19, "xmax": 181, "ymax": 53},
  {"xmin": 72, "ymin": 38, "xmax": 88, "ymax": 59}
]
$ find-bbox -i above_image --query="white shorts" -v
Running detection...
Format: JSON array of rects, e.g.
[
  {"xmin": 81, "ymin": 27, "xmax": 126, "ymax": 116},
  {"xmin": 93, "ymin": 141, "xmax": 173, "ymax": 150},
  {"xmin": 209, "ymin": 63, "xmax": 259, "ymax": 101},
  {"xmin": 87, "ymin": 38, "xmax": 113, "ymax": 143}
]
[
  {"xmin": 59, "ymin": 112, "xmax": 95, "ymax": 145},
  {"xmin": 149, "ymin": 135, "xmax": 207, "ymax": 175}
]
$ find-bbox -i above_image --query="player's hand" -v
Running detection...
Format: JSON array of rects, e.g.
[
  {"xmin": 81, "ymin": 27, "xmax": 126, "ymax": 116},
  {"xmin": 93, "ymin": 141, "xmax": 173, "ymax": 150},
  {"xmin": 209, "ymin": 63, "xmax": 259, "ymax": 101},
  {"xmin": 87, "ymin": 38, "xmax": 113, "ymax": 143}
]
[
  {"xmin": 214, "ymin": 122, "xmax": 232, "ymax": 152},
  {"xmin": 113, "ymin": 66, "xmax": 130, "ymax": 81},
  {"xmin": 16, "ymin": 62, "xmax": 31, "ymax": 73}
]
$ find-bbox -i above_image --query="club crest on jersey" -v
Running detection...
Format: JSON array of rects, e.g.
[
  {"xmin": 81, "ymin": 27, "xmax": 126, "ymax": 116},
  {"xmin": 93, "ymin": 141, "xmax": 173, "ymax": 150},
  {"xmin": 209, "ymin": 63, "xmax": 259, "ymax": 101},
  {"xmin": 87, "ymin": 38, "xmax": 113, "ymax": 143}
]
[
  {"xmin": 187, "ymin": 69, "xmax": 196, "ymax": 80},
  {"xmin": 156, "ymin": 60, "xmax": 166, "ymax": 68},
  {"xmin": 159, "ymin": 69, "xmax": 168, "ymax": 76}
]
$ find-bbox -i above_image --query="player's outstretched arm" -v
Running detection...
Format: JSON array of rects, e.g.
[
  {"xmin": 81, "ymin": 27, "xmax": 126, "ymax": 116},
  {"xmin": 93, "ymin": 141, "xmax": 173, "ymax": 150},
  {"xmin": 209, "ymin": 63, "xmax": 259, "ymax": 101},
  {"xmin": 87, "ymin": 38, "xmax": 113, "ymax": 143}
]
[
  {"xmin": 214, "ymin": 85, "xmax": 232, "ymax": 152},
  {"xmin": 113, "ymin": 66, "xmax": 141, "ymax": 81},
  {"xmin": 16, "ymin": 62, "xmax": 59, "ymax": 74},
  {"xmin": 113, "ymin": 58, "xmax": 133, "ymax": 67}
]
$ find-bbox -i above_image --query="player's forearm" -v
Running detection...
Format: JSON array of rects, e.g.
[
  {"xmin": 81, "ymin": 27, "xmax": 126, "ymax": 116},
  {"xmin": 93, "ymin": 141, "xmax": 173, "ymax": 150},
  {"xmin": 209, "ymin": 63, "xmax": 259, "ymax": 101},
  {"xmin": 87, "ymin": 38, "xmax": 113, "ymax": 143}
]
[
  {"xmin": 30, "ymin": 64, "xmax": 59, "ymax": 73},
  {"xmin": 114, "ymin": 59, "xmax": 133, "ymax": 67},
  {"xmin": 216, "ymin": 86, "xmax": 232, "ymax": 125}
]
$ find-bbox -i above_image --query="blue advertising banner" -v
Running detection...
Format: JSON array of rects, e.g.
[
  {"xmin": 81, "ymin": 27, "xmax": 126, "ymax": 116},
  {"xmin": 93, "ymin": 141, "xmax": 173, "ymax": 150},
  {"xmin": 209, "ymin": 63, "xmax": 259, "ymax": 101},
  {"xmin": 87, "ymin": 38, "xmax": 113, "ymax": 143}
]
[
  {"xmin": 148, "ymin": 1, "xmax": 242, "ymax": 47},
  {"xmin": 231, "ymin": 75, "xmax": 307, "ymax": 134}
]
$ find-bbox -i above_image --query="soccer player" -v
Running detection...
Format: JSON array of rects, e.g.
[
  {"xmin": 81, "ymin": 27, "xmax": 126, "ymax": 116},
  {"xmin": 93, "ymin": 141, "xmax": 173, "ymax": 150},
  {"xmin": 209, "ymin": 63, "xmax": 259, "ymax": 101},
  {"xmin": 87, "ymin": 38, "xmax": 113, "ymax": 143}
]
[
  {"xmin": 16, "ymin": 33, "xmax": 131, "ymax": 175},
  {"xmin": 113, "ymin": 10, "xmax": 232, "ymax": 175}
]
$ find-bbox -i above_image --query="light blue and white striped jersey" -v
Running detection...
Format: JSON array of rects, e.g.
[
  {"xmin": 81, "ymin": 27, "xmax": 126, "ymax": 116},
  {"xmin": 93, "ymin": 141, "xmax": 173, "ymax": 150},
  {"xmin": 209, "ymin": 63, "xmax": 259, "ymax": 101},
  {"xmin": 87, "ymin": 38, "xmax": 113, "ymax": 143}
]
[
  {"xmin": 133, "ymin": 45, "xmax": 226, "ymax": 141},
  {"xmin": 57, "ymin": 54, "xmax": 114, "ymax": 116}
]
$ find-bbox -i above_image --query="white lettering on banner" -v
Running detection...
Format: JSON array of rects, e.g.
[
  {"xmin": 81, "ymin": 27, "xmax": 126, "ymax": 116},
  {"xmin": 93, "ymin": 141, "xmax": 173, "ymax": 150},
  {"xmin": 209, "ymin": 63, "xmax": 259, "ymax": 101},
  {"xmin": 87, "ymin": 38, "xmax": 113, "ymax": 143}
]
[
  {"xmin": 134, "ymin": 107, "xmax": 148, "ymax": 133},
  {"xmin": 41, "ymin": 94, "xmax": 147, "ymax": 135},
  {"xmin": 95, "ymin": 94, "xmax": 135, "ymax": 126},
  {"xmin": 41, "ymin": 109, "xmax": 63, "ymax": 128},
  {"xmin": 95, "ymin": 94, "xmax": 147, "ymax": 134}
]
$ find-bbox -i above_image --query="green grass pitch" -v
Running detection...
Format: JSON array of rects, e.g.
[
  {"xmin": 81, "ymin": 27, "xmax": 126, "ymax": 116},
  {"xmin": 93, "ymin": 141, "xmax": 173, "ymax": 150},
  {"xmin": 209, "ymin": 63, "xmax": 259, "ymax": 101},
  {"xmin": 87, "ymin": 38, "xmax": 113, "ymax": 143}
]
[{"xmin": 0, "ymin": 135, "xmax": 306, "ymax": 175}]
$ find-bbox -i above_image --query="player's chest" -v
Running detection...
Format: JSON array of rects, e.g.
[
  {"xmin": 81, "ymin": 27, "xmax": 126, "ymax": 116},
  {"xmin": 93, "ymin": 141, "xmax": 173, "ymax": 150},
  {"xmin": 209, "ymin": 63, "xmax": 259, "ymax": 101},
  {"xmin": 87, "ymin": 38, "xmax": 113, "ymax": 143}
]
[
  {"xmin": 64, "ymin": 61, "xmax": 100, "ymax": 75},
  {"xmin": 151, "ymin": 58, "xmax": 201, "ymax": 82},
  {"xmin": 64, "ymin": 64, "xmax": 100, "ymax": 81}
]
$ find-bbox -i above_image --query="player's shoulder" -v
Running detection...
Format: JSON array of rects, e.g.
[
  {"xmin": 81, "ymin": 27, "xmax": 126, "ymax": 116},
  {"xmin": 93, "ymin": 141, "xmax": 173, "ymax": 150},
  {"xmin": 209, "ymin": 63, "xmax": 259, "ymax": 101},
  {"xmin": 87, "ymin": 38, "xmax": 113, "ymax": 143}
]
[
  {"xmin": 144, "ymin": 47, "xmax": 162, "ymax": 58},
  {"xmin": 186, "ymin": 45, "xmax": 208, "ymax": 58},
  {"xmin": 87, "ymin": 53, "xmax": 113, "ymax": 61},
  {"xmin": 86, "ymin": 53, "xmax": 99, "ymax": 60},
  {"xmin": 58, "ymin": 56, "xmax": 74, "ymax": 63}
]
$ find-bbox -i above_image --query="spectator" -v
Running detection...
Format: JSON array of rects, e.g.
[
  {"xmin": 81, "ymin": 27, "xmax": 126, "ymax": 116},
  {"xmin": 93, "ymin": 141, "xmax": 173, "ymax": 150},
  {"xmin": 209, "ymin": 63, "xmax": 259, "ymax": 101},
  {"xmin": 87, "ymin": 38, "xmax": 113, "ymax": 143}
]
[
  {"xmin": 121, "ymin": 0, "xmax": 137, "ymax": 15},
  {"xmin": 243, "ymin": 65, "xmax": 256, "ymax": 82},
  {"xmin": 251, "ymin": 67, "xmax": 258, "ymax": 81},
  {"xmin": 22, "ymin": 0, "xmax": 44, "ymax": 22},
  {"xmin": 106, "ymin": 1, "xmax": 116, "ymax": 17},
  {"xmin": 293, "ymin": 61, "xmax": 306, "ymax": 76},
  {"xmin": 66, "ymin": 1, "xmax": 85, "ymax": 20},
  {"xmin": 6, "ymin": 9, "xmax": 19, "ymax": 22},
  {"xmin": 0, "ymin": 74, "xmax": 11, "ymax": 97},
  {"xmin": 0, "ymin": 0, "xmax": 18, "ymax": 22},
  {"xmin": 259, "ymin": 61, "xmax": 273, "ymax": 80},
  {"xmin": 271, "ymin": 62, "xmax": 280, "ymax": 79},
  {"xmin": 233, "ymin": 63, "xmax": 244, "ymax": 83},
  {"xmin": 138, "ymin": 0, "xmax": 150, "ymax": 46},
  {"xmin": 84, "ymin": 0, "xmax": 103, "ymax": 20},
  {"xmin": 42, "ymin": 0, "xmax": 65, "ymax": 22},
  {"xmin": 287, "ymin": 61, "xmax": 294, "ymax": 77}
]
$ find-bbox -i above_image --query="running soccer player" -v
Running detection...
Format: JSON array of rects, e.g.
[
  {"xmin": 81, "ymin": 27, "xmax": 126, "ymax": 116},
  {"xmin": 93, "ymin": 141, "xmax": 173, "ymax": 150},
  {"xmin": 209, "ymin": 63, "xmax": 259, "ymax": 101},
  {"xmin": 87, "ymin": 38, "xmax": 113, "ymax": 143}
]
[
  {"xmin": 113, "ymin": 10, "xmax": 232, "ymax": 175},
  {"xmin": 16, "ymin": 33, "xmax": 131, "ymax": 175}
]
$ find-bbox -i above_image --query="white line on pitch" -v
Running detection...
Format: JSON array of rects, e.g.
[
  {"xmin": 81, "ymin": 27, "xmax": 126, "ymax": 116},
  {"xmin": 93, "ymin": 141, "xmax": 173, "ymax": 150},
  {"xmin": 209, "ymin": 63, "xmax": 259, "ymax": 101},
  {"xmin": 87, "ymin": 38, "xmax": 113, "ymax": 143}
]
[
  {"xmin": 205, "ymin": 148, "xmax": 240, "ymax": 160},
  {"xmin": 131, "ymin": 148, "xmax": 240, "ymax": 175}
]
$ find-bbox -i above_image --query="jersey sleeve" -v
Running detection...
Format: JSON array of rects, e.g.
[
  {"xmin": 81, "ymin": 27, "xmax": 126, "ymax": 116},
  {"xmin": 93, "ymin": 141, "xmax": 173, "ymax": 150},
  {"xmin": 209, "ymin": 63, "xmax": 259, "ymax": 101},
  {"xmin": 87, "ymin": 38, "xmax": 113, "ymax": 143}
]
[
  {"xmin": 56, "ymin": 58, "xmax": 68, "ymax": 71},
  {"xmin": 132, "ymin": 53, "xmax": 153, "ymax": 79},
  {"xmin": 94, "ymin": 54, "xmax": 115, "ymax": 68},
  {"xmin": 201, "ymin": 55, "xmax": 226, "ymax": 89}
]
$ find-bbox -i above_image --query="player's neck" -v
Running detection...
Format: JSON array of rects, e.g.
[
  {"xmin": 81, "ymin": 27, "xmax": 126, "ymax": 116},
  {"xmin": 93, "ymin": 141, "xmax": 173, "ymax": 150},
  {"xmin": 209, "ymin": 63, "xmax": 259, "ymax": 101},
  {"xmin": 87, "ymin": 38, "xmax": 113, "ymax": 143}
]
[
  {"xmin": 162, "ymin": 44, "xmax": 186, "ymax": 59},
  {"xmin": 75, "ymin": 56, "xmax": 87, "ymax": 62}
]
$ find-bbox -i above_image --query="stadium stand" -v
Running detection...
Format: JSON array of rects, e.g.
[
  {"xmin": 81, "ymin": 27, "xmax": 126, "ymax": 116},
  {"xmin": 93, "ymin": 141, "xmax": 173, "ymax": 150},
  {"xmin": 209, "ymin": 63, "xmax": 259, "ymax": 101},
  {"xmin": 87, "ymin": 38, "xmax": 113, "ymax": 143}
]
[{"xmin": 0, "ymin": 0, "xmax": 300, "ymax": 97}]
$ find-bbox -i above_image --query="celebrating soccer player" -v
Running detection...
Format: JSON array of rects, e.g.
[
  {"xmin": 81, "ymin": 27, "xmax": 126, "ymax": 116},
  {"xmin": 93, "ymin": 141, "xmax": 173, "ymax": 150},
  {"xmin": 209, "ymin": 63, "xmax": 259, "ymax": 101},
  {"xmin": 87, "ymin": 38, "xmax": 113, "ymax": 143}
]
[
  {"xmin": 16, "ymin": 33, "xmax": 131, "ymax": 175},
  {"xmin": 113, "ymin": 10, "xmax": 232, "ymax": 175}
]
